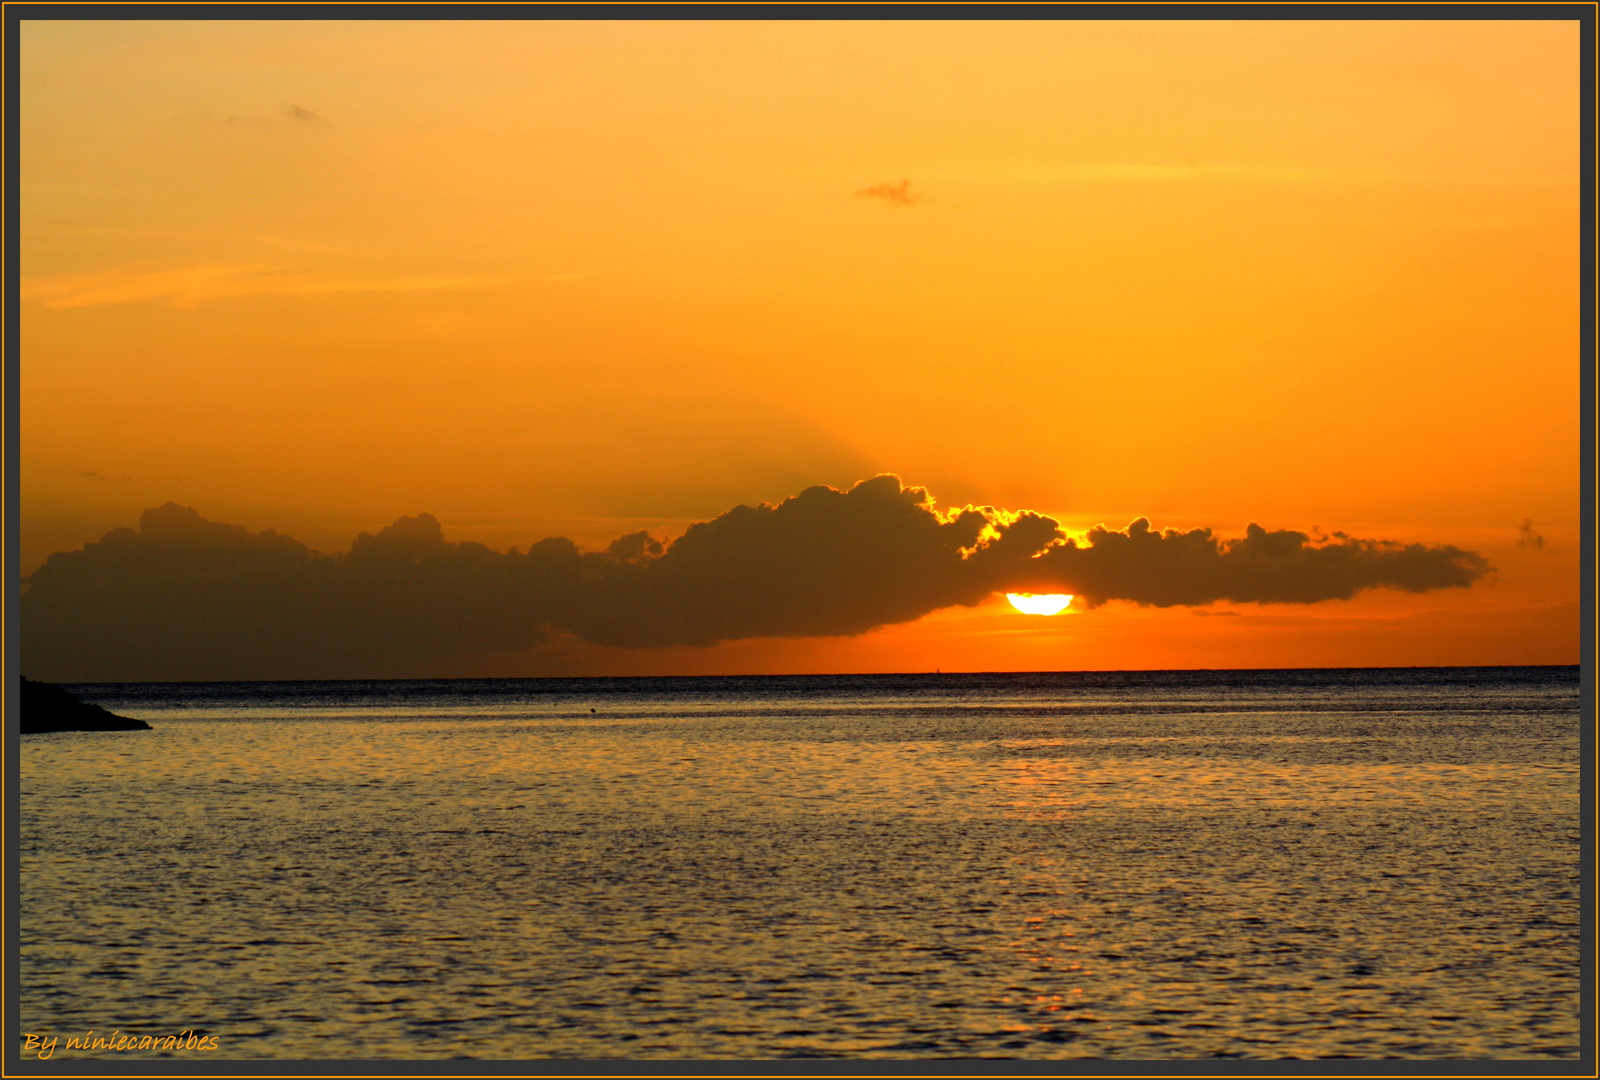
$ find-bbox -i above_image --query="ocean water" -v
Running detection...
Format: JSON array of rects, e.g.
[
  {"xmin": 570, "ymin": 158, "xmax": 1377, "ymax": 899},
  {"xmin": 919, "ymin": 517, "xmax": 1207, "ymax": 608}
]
[{"xmin": 18, "ymin": 668, "xmax": 1581, "ymax": 1060}]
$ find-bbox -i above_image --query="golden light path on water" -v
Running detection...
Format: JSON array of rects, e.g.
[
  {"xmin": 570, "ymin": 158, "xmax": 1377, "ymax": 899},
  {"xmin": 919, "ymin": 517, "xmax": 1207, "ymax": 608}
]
[
  {"xmin": 1007, "ymin": 593, "xmax": 1073, "ymax": 616},
  {"xmin": 18, "ymin": 670, "xmax": 1581, "ymax": 1059}
]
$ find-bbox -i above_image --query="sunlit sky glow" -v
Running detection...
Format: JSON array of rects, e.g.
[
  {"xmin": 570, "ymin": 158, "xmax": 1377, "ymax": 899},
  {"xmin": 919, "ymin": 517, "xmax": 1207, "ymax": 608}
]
[{"xmin": 20, "ymin": 19, "xmax": 1578, "ymax": 674}]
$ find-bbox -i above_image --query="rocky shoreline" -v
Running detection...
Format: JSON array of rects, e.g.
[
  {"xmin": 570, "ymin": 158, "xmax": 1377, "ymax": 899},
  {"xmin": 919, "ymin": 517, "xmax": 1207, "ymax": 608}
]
[{"xmin": 20, "ymin": 678, "xmax": 150, "ymax": 734}]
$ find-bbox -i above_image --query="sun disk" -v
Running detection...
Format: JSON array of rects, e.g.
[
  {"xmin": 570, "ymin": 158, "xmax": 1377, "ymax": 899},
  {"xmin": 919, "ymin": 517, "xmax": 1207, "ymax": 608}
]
[{"xmin": 1007, "ymin": 593, "xmax": 1073, "ymax": 615}]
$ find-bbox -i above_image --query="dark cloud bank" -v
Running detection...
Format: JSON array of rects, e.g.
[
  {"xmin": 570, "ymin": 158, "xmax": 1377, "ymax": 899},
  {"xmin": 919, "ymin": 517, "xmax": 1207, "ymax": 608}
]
[{"xmin": 21, "ymin": 476, "xmax": 1489, "ymax": 681}]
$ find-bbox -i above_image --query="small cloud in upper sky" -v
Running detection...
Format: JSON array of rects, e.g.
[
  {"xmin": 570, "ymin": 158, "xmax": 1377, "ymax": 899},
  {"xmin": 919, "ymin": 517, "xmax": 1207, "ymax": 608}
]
[
  {"xmin": 1518, "ymin": 519, "xmax": 1545, "ymax": 550},
  {"xmin": 286, "ymin": 104, "xmax": 319, "ymax": 122},
  {"xmin": 854, "ymin": 179, "xmax": 925, "ymax": 207},
  {"xmin": 81, "ymin": 471, "xmax": 131, "ymax": 483}
]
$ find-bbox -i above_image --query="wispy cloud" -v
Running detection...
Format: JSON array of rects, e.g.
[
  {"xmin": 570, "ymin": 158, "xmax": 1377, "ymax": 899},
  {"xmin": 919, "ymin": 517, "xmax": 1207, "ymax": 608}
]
[
  {"xmin": 173, "ymin": 107, "xmax": 324, "ymax": 130},
  {"xmin": 1009, "ymin": 163, "xmax": 1322, "ymax": 184},
  {"xmin": 854, "ymin": 179, "xmax": 926, "ymax": 207},
  {"xmin": 22, "ymin": 264, "xmax": 511, "ymax": 310},
  {"xmin": 941, "ymin": 162, "xmax": 1580, "ymax": 187}
]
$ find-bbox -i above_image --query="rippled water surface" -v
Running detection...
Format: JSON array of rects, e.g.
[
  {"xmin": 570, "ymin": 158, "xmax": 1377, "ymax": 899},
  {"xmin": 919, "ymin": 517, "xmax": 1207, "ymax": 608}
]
[{"xmin": 19, "ymin": 668, "xmax": 1581, "ymax": 1059}]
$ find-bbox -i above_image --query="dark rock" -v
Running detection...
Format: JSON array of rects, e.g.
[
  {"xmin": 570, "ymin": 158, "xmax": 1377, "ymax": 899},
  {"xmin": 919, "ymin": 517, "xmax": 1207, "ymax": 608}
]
[{"xmin": 20, "ymin": 677, "xmax": 150, "ymax": 734}]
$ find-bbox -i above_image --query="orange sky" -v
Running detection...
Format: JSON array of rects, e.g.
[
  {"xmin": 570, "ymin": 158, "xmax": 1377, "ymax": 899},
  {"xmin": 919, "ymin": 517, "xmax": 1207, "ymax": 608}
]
[{"xmin": 19, "ymin": 19, "xmax": 1580, "ymax": 673}]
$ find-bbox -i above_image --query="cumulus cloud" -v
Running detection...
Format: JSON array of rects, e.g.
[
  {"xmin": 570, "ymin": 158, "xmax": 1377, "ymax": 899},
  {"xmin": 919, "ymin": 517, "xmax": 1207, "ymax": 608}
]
[
  {"xmin": 20, "ymin": 478, "xmax": 1490, "ymax": 681},
  {"xmin": 1024, "ymin": 518, "xmax": 1488, "ymax": 608},
  {"xmin": 854, "ymin": 179, "xmax": 924, "ymax": 206}
]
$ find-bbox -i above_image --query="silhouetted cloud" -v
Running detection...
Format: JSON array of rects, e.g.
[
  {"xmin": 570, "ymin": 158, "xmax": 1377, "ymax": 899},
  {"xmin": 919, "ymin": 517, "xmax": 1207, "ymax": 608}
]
[
  {"xmin": 20, "ymin": 478, "xmax": 1491, "ymax": 681},
  {"xmin": 854, "ymin": 179, "xmax": 924, "ymax": 206},
  {"xmin": 1021, "ymin": 519, "xmax": 1488, "ymax": 609},
  {"xmin": 1518, "ymin": 518, "xmax": 1545, "ymax": 550},
  {"xmin": 286, "ymin": 103, "xmax": 319, "ymax": 122}
]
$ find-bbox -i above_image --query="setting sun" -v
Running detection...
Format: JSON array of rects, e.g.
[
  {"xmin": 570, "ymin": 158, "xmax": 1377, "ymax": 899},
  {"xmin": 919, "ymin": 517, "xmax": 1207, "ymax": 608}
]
[
  {"xmin": 13, "ymin": 18, "xmax": 1578, "ymax": 1064},
  {"xmin": 1006, "ymin": 593, "xmax": 1073, "ymax": 616}
]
